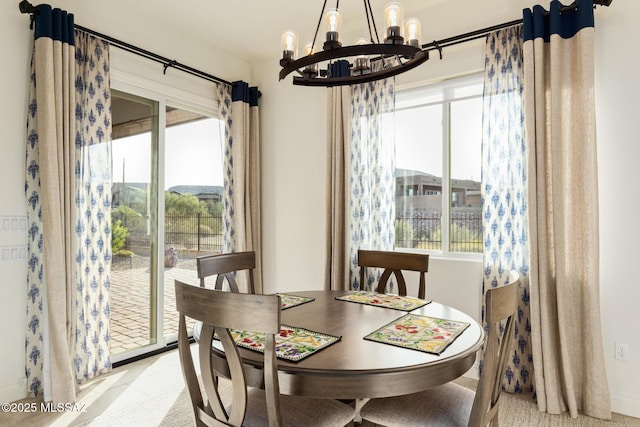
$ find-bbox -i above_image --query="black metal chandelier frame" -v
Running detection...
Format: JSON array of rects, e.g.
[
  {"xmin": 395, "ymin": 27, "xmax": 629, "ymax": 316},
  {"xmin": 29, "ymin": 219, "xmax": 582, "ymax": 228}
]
[{"xmin": 279, "ymin": 0, "xmax": 430, "ymax": 87}]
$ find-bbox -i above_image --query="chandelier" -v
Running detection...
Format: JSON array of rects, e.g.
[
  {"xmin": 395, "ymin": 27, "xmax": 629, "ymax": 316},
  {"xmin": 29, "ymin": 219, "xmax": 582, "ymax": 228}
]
[{"xmin": 279, "ymin": 1, "xmax": 429, "ymax": 87}]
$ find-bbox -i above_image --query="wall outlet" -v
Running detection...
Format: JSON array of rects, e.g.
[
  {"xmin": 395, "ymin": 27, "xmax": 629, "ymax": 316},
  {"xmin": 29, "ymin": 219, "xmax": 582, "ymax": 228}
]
[{"xmin": 615, "ymin": 342, "xmax": 629, "ymax": 360}]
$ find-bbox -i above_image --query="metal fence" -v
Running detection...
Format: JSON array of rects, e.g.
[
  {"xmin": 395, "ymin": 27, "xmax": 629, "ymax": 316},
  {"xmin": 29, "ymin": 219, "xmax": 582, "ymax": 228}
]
[
  {"xmin": 124, "ymin": 210, "xmax": 482, "ymax": 254},
  {"xmin": 395, "ymin": 209, "xmax": 483, "ymax": 252},
  {"xmin": 126, "ymin": 214, "xmax": 223, "ymax": 253}
]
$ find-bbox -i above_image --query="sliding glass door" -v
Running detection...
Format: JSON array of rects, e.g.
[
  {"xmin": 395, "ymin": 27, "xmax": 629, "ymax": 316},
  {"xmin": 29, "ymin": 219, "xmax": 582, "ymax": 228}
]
[
  {"xmin": 162, "ymin": 106, "xmax": 225, "ymax": 343},
  {"xmin": 109, "ymin": 86, "xmax": 224, "ymax": 361},
  {"xmin": 110, "ymin": 89, "xmax": 160, "ymax": 358}
]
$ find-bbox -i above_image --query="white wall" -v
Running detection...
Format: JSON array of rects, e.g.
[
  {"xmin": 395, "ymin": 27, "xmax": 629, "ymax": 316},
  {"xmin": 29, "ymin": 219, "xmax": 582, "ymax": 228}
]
[
  {"xmin": 0, "ymin": 0, "xmax": 32, "ymax": 405},
  {"xmin": 1, "ymin": 0, "xmax": 638, "ymax": 419},
  {"xmin": 252, "ymin": 59, "xmax": 329, "ymax": 295},
  {"xmin": 594, "ymin": 2, "xmax": 640, "ymax": 417}
]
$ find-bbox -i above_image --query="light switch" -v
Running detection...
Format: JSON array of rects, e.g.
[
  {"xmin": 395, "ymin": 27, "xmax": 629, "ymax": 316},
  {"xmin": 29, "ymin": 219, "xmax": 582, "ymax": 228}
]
[
  {"xmin": 0, "ymin": 245, "xmax": 27, "ymax": 262},
  {"xmin": 0, "ymin": 216, "xmax": 28, "ymax": 233}
]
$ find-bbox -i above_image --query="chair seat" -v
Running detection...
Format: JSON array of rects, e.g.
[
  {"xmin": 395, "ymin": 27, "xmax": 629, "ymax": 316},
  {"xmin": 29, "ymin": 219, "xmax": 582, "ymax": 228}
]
[
  {"xmin": 359, "ymin": 382, "xmax": 474, "ymax": 427},
  {"xmin": 242, "ymin": 387, "xmax": 355, "ymax": 427}
]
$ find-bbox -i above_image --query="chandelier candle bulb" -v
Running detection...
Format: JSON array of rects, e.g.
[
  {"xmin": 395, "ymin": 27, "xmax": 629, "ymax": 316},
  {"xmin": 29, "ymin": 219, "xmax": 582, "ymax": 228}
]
[
  {"xmin": 384, "ymin": 2, "xmax": 404, "ymax": 44},
  {"xmin": 405, "ymin": 18, "xmax": 422, "ymax": 48},
  {"xmin": 280, "ymin": 30, "xmax": 298, "ymax": 66},
  {"xmin": 324, "ymin": 8, "xmax": 342, "ymax": 49}
]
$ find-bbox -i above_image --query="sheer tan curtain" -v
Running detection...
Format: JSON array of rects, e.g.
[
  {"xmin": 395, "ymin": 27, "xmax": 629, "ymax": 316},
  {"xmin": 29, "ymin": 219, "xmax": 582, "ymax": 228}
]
[
  {"xmin": 523, "ymin": 0, "xmax": 610, "ymax": 419},
  {"xmin": 348, "ymin": 77, "xmax": 396, "ymax": 291},
  {"xmin": 481, "ymin": 25, "xmax": 532, "ymax": 396},
  {"xmin": 325, "ymin": 86, "xmax": 351, "ymax": 290}
]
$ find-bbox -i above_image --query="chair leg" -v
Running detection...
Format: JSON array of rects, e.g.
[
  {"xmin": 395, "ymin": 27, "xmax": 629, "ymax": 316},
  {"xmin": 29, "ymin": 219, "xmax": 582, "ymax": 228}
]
[{"xmin": 354, "ymin": 398, "xmax": 370, "ymax": 424}]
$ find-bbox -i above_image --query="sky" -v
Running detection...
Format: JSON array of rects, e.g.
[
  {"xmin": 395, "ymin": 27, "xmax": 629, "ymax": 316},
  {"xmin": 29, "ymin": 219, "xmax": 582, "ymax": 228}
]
[
  {"xmin": 112, "ymin": 118, "xmax": 224, "ymax": 190},
  {"xmin": 396, "ymin": 96, "xmax": 482, "ymax": 182}
]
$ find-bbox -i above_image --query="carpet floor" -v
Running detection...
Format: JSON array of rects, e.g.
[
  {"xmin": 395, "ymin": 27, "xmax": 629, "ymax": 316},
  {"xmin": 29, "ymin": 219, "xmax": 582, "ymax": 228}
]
[
  {"xmin": 79, "ymin": 384, "xmax": 627, "ymax": 427},
  {"xmin": 1, "ymin": 347, "xmax": 634, "ymax": 427}
]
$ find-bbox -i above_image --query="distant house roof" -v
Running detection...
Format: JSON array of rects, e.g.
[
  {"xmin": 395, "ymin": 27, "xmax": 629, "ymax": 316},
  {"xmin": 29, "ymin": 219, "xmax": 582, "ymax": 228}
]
[
  {"xmin": 112, "ymin": 182, "xmax": 148, "ymax": 192},
  {"xmin": 167, "ymin": 185, "xmax": 224, "ymax": 197},
  {"xmin": 395, "ymin": 169, "xmax": 480, "ymax": 190},
  {"xmin": 395, "ymin": 168, "xmax": 438, "ymax": 179}
]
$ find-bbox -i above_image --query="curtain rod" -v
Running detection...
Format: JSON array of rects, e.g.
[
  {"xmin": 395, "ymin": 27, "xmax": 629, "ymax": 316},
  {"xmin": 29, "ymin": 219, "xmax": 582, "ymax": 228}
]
[
  {"xmin": 19, "ymin": 0, "xmax": 611, "ymax": 84},
  {"xmin": 18, "ymin": 0, "xmax": 232, "ymax": 87},
  {"xmin": 421, "ymin": 0, "xmax": 612, "ymax": 55}
]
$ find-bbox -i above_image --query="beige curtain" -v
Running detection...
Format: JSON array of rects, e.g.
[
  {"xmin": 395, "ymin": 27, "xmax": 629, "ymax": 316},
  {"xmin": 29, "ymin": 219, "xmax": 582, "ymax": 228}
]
[
  {"xmin": 224, "ymin": 82, "xmax": 263, "ymax": 293},
  {"xmin": 25, "ymin": 5, "xmax": 112, "ymax": 403},
  {"xmin": 523, "ymin": 0, "xmax": 610, "ymax": 419},
  {"xmin": 33, "ymin": 13, "xmax": 78, "ymax": 404},
  {"xmin": 325, "ymin": 87, "xmax": 351, "ymax": 290}
]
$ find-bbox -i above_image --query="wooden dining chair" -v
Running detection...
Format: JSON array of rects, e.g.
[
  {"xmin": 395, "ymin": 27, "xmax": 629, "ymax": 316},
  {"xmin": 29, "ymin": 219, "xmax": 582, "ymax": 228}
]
[
  {"xmin": 197, "ymin": 251, "xmax": 255, "ymax": 293},
  {"xmin": 194, "ymin": 252, "xmax": 261, "ymax": 384},
  {"xmin": 358, "ymin": 249, "xmax": 429, "ymax": 299},
  {"xmin": 359, "ymin": 270, "xmax": 520, "ymax": 427},
  {"xmin": 174, "ymin": 280, "xmax": 356, "ymax": 427}
]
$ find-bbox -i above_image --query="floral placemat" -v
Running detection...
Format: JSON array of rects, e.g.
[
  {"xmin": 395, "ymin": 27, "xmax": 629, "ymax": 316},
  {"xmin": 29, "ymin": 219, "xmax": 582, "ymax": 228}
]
[
  {"xmin": 364, "ymin": 313, "xmax": 470, "ymax": 355},
  {"xmin": 336, "ymin": 291, "xmax": 430, "ymax": 311},
  {"xmin": 276, "ymin": 293, "xmax": 315, "ymax": 310},
  {"xmin": 229, "ymin": 325, "xmax": 340, "ymax": 362}
]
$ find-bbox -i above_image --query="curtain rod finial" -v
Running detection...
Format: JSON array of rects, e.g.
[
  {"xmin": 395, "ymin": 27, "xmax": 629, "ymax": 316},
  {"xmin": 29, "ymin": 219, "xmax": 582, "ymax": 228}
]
[{"xmin": 18, "ymin": 0, "xmax": 36, "ymax": 14}]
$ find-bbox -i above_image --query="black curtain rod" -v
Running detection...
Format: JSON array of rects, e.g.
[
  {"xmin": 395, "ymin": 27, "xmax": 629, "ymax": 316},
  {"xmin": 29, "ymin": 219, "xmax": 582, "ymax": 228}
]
[
  {"xmin": 19, "ymin": 0, "xmax": 611, "ymax": 84},
  {"xmin": 18, "ymin": 1, "xmax": 232, "ymax": 87},
  {"xmin": 73, "ymin": 24, "xmax": 232, "ymax": 86}
]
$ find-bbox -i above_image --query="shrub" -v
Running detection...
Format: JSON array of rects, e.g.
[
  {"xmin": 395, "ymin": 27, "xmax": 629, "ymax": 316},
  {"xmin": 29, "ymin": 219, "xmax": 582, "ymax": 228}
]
[{"xmin": 112, "ymin": 219, "xmax": 132, "ymax": 256}]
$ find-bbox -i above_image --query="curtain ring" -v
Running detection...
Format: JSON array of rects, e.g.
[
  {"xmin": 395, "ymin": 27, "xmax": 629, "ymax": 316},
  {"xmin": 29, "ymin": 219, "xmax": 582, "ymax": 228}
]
[
  {"xmin": 163, "ymin": 60, "xmax": 178, "ymax": 75},
  {"xmin": 432, "ymin": 41, "xmax": 443, "ymax": 60}
]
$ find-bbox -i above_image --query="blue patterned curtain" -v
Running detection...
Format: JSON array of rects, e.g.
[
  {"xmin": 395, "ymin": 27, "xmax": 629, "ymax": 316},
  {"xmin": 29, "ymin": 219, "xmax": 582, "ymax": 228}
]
[
  {"xmin": 349, "ymin": 77, "xmax": 395, "ymax": 290},
  {"xmin": 222, "ymin": 81, "xmax": 263, "ymax": 292},
  {"xmin": 219, "ymin": 83, "xmax": 233, "ymax": 252},
  {"xmin": 481, "ymin": 25, "xmax": 532, "ymax": 396},
  {"xmin": 523, "ymin": 0, "xmax": 610, "ymax": 419},
  {"xmin": 25, "ymin": 5, "xmax": 112, "ymax": 402}
]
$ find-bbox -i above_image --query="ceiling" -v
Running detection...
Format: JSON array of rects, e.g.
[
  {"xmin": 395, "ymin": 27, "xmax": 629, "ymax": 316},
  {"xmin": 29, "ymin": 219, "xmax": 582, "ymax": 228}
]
[
  {"xmin": 111, "ymin": 0, "xmax": 452, "ymax": 63},
  {"xmin": 41, "ymin": 0, "xmax": 543, "ymax": 72}
]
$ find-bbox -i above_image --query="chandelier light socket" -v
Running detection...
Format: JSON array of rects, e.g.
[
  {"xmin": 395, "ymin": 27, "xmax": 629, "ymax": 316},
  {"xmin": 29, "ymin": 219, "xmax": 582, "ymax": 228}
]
[
  {"xmin": 323, "ymin": 8, "xmax": 342, "ymax": 50},
  {"xmin": 353, "ymin": 38, "xmax": 371, "ymax": 75},
  {"xmin": 303, "ymin": 42, "xmax": 319, "ymax": 78},
  {"xmin": 280, "ymin": 30, "xmax": 298, "ymax": 66},
  {"xmin": 404, "ymin": 18, "xmax": 421, "ymax": 48},
  {"xmin": 384, "ymin": 2, "xmax": 404, "ymax": 44}
]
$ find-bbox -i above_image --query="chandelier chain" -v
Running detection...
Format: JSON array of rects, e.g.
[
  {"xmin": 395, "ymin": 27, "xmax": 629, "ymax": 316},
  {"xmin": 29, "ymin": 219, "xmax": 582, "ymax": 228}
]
[
  {"xmin": 311, "ymin": 0, "xmax": 330, "ymax": 59},
  {"xmin": 364, "ymin": 0, "xmax": 381, "ymax": 43}
]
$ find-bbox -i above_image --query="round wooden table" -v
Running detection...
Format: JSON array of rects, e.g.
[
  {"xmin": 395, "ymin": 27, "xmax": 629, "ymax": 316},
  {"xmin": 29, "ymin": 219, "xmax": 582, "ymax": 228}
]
[{"xmin": 235, "ymin": 290, "xmax": 484, "ymax": 400}]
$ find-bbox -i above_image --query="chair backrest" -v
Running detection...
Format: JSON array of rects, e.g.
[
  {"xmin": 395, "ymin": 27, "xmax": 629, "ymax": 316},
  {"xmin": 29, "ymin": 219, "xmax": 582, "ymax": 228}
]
[
  {"xmin": 358, "ymin": 249, "xmax": 429, "ymax": 299},
  {"xmin": 175, "ymin": 280, "xmax": 283, "ymax": 427},
  {"xmin": 197, "ymin": 251, "xmax": 256, "ymax": 293},
  {"xmin": 468, "ymin": 270, "xmax": 520, "ymax": 427}
]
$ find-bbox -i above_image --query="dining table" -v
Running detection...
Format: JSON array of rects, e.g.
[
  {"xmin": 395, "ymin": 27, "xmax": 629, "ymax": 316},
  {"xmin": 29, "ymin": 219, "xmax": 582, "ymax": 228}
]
[{"xmin": 217, "ymin": 289, "xmax": 484, "ymax": 400}]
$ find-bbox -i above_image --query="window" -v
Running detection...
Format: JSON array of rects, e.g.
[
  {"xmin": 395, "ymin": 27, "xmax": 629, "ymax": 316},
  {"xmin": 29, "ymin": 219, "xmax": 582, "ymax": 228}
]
[{"xmin": 394, "ymin": 74, "xmax": 483, "ymax": 255}]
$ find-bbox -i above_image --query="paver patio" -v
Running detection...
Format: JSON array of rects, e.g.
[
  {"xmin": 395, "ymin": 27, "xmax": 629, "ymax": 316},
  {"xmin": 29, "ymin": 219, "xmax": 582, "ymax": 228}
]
[{"xmin": 110, "ymin": 261, "xmax": 205, "ymax": 356}]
